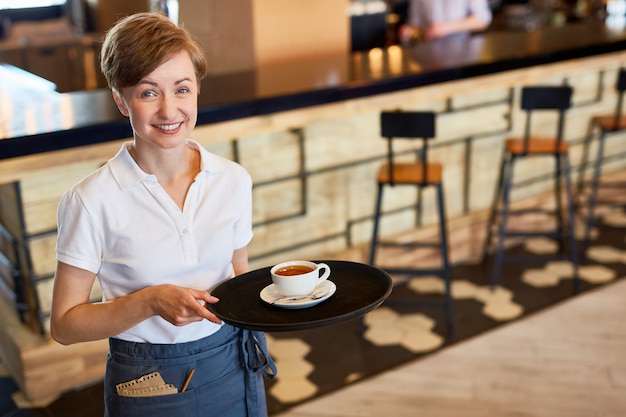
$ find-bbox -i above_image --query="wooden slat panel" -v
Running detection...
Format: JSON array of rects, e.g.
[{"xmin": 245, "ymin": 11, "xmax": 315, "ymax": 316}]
[
  {"xmin": 27, "ymin": 234, "xmax": 57, "ymax": 278},
  {"xmin": 0, "ymin": 182, "xmax": 22, "ymax": 241}
]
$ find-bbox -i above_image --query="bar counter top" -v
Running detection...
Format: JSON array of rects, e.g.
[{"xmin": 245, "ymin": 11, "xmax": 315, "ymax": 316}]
[{"xmin": 2, "ymin": 20, "xmax": 626, "ymax": 160}]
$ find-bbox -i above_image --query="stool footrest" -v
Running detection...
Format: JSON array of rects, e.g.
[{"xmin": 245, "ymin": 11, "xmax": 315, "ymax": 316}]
[
  {"xmin": 377, "ymin": 267, "xmax": 448, "ymax": 277},
  {"xmin": 498, "ymin": 231, "xmax": 571, "ymax": 238},
  {"xmin": 495, "ymin": 208, "xmax": 561, "ymax": 216},
  {"xmin": 501, "ymin": 254, "xmax": 573, "ymax": 263},
  {"xmin": 576, "ymin": 201, "xmax": 626, "ymax": 211},
  {"xmin": 385, "ymin": 298, "xmax": 449, "ymax": 309},
  {"xmin": 578, "ymin": 181, "xmax": 626, "ymax": 189},
  {"xmin": 377, "ymin": 241, "xmax": 441, "ymax": 249}
]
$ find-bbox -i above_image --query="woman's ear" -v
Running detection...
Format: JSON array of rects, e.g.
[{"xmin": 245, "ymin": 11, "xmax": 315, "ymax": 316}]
[{"xmin": 112, "ymin": 89, "xmax": 129, "ymax": 117}]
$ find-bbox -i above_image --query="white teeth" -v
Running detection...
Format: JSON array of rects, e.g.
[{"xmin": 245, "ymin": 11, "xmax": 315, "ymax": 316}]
[{"xmin": 156, "ymin": 123, "xmax": 181, "ymax": 131}]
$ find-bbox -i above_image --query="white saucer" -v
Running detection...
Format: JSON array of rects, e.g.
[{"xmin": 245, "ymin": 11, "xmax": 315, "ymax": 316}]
[{"xmin": 260, "ymin": 280, "xmax": 336, "ymax": 309}]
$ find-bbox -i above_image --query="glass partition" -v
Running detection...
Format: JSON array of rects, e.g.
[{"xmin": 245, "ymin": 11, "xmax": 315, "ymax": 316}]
[{"xmin": 0, "ymin": 1, "xmax": 65, "ymax": 9}]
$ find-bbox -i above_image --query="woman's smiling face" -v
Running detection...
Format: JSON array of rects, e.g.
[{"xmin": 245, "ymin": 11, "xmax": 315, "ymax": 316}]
[{"xmin": 112, "ymin": 51, "xmax": 199, "ymax": 150}]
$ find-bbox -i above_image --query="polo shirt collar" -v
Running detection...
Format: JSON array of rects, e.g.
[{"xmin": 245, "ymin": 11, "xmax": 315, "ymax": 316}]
[{"xmin": 109, "ymin": 140, "xmax": 226, "ymax": 190}]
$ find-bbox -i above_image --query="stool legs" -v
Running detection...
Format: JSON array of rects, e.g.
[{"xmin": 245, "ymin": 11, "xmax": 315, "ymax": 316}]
[
  {"xmin": 369, "ymin": 183, "xmax": 384, "ymax": 265},
  {"xmin": 576, "ymin": 121, "xmax": 596, "ymax": 197},
  {"xmin": 482, "ymin": 150, "xmax": 508, "ymax": 266},
  {"xmin": 486, "ymin": 153, "xmax": 579, "ymax": 291},
  {"xmin": 435, "ymin": 183, "xmax": 454, "ymax": 334},
  {"xmin": 581, "ymin": 130, "xmax": 608, "ymax": 257},
  {"xmin": 561, "ymin": 153, "xmax": 580, "ymax": 292},
  {"xmin": 490, "ymin": 155, "xmax": 516, "ymax": 289},
  {"xmin": 369, "ymin": 182, "xmax": 454, "ymax": 335},
  {"xmin": 554, "ymin": 154, "xmax": 566, "ymax": 254}
]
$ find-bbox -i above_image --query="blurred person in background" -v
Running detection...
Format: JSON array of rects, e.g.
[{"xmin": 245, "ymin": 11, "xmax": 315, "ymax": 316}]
[{"xmin": 398, "ymin": 0, "xmax": 492, "ymax": 43}]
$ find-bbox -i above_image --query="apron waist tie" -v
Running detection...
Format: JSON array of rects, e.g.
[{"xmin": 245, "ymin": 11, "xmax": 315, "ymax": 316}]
[
  {"xmin": 241, "ymin": 329, "xmax": 277, "ymax": 417},
  {"xmin": 242, "ymin": 329, "xmax": 277, "ymax": 379}
]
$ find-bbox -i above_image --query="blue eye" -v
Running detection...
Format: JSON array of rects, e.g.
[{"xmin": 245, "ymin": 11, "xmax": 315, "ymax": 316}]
[
  {"xmin": 140, "ymin": 90, "xmax": 157, "ymax": 98},
  {"xmin": 177, "ymin": 87, "xmax": 191, "ymax": 94}
]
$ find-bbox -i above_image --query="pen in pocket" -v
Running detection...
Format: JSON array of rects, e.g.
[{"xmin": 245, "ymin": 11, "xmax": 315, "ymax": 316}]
[{"xmin": 181, "ymin": 368, "xmax": 195, "ymax": 392}]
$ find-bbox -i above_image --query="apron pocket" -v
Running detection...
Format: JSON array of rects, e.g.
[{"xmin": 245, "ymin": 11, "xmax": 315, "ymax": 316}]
[{"xmin": 108, "ymin": 365, "xmax": 246, "ymax": 417}]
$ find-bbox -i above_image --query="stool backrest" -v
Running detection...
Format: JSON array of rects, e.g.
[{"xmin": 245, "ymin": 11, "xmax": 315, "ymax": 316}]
[
  {"xmin": 380, "ymin": 111, "xmax": 436, "ymax": 185},
  {"xmin": 611, "ymin": 68, "xmax": 626, "ymax": 130},
  {"xmin": 519, "ymin": 86, "xmax": 572, "ymax": 155}
]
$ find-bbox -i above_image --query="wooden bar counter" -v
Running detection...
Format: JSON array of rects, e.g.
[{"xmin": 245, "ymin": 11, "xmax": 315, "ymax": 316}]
[{"xmin": 1, "ymin": 20, "xmax": 626, "ymax": 403}]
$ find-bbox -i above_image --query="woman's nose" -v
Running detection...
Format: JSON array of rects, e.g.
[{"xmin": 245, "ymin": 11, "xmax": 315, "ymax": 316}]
[{"xmin": 158, "ymin": 94, "xmax": 177, "ymax": 119}]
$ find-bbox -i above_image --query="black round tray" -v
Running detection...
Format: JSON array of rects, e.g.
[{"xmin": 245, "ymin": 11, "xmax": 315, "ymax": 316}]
[{"xmin": 207, "ymin": 260, "xmax": 392, "ymax": 332}]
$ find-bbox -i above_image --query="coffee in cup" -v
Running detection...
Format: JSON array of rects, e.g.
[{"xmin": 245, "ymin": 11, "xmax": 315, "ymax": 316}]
[{"xmin": 270, "ymin": 260, "xmax": 331, "ymax": 296}]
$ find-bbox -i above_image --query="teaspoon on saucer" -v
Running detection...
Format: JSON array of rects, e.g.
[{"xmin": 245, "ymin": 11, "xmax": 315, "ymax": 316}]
[{"xmin": 270, "ymin": 288, "xmax": 331, "ymax": 305}]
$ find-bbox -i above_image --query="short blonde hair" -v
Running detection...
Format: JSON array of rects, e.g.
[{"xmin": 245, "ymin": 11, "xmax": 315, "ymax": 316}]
[{"xmin": 100, "ymin": 13, "xmax": 207, "ymax": 90}]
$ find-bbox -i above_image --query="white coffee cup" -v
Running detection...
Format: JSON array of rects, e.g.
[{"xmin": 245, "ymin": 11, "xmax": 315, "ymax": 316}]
[{"xmin": 270, "ymin": 260, "xmax": 331, "ymax": 296}]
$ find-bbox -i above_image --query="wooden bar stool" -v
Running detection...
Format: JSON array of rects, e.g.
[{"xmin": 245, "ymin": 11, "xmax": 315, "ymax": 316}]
[
  {"xmin": 482, "ymin": 86, "xmax": 580, "ymax": 290},
  {"xmin": 369, "ymin": 111, "xmax": 453, "ymax": 333},
  {"xmin": 577, "ymin": 68, "xmax": 626, "ymax": 255}
]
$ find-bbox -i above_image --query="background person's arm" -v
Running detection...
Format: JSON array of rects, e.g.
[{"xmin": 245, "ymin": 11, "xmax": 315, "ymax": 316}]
[{"xmin": 424, "ymin": 14, "xmax": 489, "ymax": 40}]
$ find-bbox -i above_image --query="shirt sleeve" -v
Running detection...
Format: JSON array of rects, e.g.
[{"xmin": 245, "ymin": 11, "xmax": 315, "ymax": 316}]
[
  {"xmin": 56, "ymin": 188, "xmax": 103, "ymax": 274},
  {"xmin": 469, "ymin": 0, "xmax": 492, "ymax": 25},
  {"xmin": 408, "ymin": 0, "xmax": 492, "ymax": 27},
  {"xmin": 233, "ymin": 168, "xmax": 254, "ymax": 250}
]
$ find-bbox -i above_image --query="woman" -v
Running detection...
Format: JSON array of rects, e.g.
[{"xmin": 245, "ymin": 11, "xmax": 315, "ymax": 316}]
[{"xmin": 50, "ymin": 12, "xmax": 275, "ymax": 417}]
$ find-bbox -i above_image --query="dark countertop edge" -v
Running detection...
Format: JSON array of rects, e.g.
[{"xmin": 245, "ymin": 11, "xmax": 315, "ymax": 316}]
[
  {"xmin": 2, "ymin": 36, "xmax": 626, "ymax": 161},
  {"xmin": 203, "ymin": 39, "xmax": 626, "ymax": 124},
  {"xmin": 0, "ymin": 121, "xmax": 132, "ymax": 160}
]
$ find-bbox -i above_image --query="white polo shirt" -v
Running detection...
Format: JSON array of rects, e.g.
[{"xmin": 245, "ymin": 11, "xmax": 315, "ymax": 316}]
[
  {"xmin": 56, "ymin": 140, "xmax": 253, "ymax": 343},
  {"xmin": 408, "ymin": 0, "xmax": 492, "ymax": 30}
]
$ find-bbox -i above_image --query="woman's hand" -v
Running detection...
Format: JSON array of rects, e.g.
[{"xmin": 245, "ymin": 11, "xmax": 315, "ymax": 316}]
[{"xmin": 149, "ymin": 284, "xmax": 222, "ymax": 326}]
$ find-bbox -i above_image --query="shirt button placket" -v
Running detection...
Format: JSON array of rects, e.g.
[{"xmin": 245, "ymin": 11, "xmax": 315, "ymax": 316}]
[{"xmin": 181, "ymin": 225, "xmax": 197, "ymax": 263}]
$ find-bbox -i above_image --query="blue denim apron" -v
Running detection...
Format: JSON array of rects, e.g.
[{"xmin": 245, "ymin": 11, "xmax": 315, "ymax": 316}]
[{"xmin": 104, "ymin": 325, "xmax": 276, "ymax": 417}]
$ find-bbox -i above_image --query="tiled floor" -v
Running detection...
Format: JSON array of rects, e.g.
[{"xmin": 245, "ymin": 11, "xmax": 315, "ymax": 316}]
[
  {"xmin": 264, "ymin": 229, "xmax": 625, "ymax": 414},
  {"xmin": 1, "ymin": 207, "xmax": 624, "ymax": 416},
  {"xmin": 273, "ymin": 277, "xmax": 626, "ymax": 417}
]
